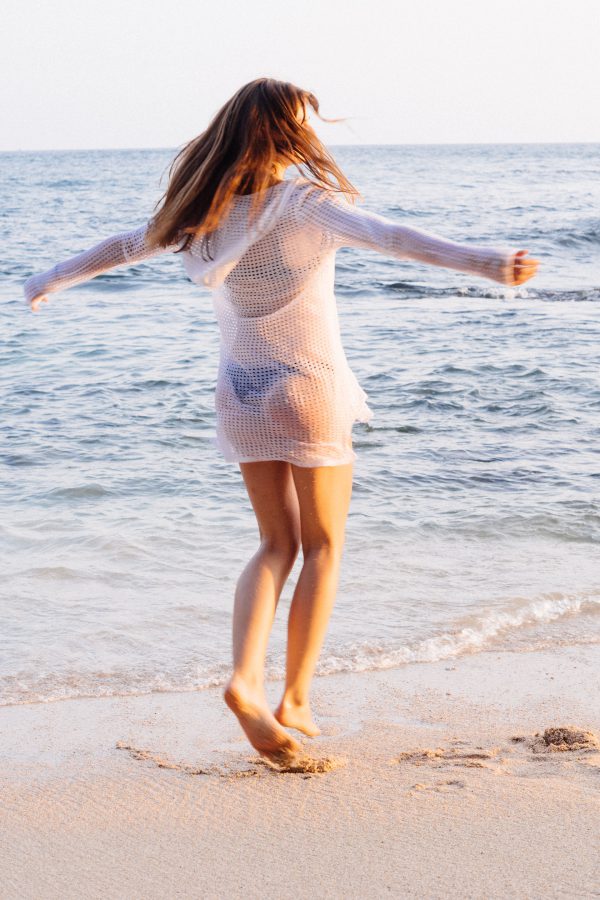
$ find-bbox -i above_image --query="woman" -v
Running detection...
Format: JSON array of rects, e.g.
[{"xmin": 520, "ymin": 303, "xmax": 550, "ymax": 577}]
[{"xmin": 23, "ymin": 77, "xmax": 539, "ymax": 764}]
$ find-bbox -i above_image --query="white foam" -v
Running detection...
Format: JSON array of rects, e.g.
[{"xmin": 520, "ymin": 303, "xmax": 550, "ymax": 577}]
[
  {"xmin": 3, "ymin": 590, "xmax": 598, "ymax": 707},
  {"xmin": 316, "ymin": 590, "xmax": 600, "ymax": 676}
]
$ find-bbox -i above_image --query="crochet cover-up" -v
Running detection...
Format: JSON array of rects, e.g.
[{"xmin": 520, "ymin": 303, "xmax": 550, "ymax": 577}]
[{"xmin": 23, "ymin": 178, "xmax": 518, "ymax": 467}]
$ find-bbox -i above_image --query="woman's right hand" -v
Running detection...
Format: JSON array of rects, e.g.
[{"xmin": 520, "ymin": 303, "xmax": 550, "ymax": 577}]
[
  {"xmin": 510, "ymin": 250, "xmax": 540, "ymax": 286},
  {"xmin": 23, "ymin": 273, "xmax": 51, "ymax": 311}
]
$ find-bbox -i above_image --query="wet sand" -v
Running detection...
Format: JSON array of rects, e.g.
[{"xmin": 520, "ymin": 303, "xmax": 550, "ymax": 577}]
[{"xmin": 1, "ymin": 644, "xmax": 599, "ymax": 899}]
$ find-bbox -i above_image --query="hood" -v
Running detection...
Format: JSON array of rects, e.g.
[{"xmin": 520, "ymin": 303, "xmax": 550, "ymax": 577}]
[{"xmin": 181, "ymin": 179, "xmax": 298, "ymax": 290}]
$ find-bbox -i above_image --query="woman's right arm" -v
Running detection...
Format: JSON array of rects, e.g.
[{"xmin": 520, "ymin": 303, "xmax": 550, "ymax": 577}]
[
  {"xmin": 298, "ymin": 187, "xmax": 538, "ymax": 287},
  {"xmin": 23, "ymin": 224, "xmax": 183, "ymax": 311}
]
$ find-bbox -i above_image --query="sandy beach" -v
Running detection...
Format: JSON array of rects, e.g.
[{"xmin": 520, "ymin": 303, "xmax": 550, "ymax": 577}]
[{"xmin": 2, "ymin": 644, "xmax": 599, "ymax": 899}]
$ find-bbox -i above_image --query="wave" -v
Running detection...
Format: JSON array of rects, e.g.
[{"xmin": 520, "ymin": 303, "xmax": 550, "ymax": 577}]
[
  {"xmin": 553, "ymin": 222, "xmax": 600, "ymax": 248},
  {"xmin": 375, "ymin": 282, "xmax": 521, "ymax": 300},
  {"xmin": 385, "ymin": 206, "xmax": 433, "ymax": 218},
  {"xmin": 316, "ymin": 590, "xmax": 600, "ymax": 676},
  {"xmin": 2, "ymin": 590, "xmax": 598, "ymax": 708},
  {"xmin": 0, "ymin": 664, "xmax": 233, "ymax": 709},
  {"xmin": 41, "ymin": 483, "xmax": 113, "ymax": 500},
  {"xmin": 523, "ymin": 287, "xmax": 600, "ymax": 303},
  {"xmin": 379, "ymin": 282, "xmax": 600, "ymax": 303}
]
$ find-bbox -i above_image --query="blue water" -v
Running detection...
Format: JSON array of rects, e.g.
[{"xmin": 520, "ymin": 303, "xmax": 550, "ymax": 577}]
[{"xmin": 1, "ymin": 144, "xmax": 599, "ymax": 706}]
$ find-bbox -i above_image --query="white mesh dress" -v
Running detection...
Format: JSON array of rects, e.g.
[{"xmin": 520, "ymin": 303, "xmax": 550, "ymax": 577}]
[{"xmin": 23, "ymin": 177, "xmax": 518, "ymax": 467}]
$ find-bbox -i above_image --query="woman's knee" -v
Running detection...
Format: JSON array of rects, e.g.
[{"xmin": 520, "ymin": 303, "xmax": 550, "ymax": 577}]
[
  {"xmin": 300, "ymin": 531, "xmax": 345, "ymax": 560},
  {"xmin": 260, "ymin": 533, "xmax": 301, "ymax": 565},
  {"xmin": 291, "ymin": 463, "xmax": 353, "ymax": 559}
]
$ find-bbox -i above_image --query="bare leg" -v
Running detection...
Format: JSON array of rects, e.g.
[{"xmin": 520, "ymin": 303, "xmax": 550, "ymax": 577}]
[
  {"xmin": 274, "ymin": 463, "xmax": 353, "ymax": 737},
  {"xmin": 224, "ymin": 461, "xmax": 303, "ymax": 762}
]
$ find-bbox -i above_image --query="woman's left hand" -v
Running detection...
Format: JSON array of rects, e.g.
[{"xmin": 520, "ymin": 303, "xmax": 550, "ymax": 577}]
[
  {"xmin": 511, "ymin": 250, "xmax": 540, "ymax": 286},
  {"xmin": 29, "ymin": 294, "xmax": 49, "ymax": 312}
]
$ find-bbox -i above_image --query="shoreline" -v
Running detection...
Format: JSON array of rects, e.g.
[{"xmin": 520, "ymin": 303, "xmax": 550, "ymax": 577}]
[{"xmin": 2, "ymin": 644, "xmax": 599, "ymax": 898}]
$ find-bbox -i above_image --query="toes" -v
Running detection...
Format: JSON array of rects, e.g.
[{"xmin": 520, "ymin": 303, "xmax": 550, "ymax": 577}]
[{"xmin": 274, "ymin": 709, "xmax": 321, "ymax": 737}]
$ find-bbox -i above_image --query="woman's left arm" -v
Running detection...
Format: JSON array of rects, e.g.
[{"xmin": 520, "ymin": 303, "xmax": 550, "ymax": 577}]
[
  {"xmin": 300, "ymin": 189, "xmax": 540, "ymax": 287},
  {"xmin": 23, "ymin": 224, "xmax": 182, "ymax": 311}
]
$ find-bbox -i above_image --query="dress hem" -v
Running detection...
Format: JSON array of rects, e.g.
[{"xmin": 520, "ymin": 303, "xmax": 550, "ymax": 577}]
[
  {"xmin": 221, "ymin": 454, "xmax": 357, "ymax": 468},
  {"xmin": 210, "ymin": 400, "xmax": 374, "ymax": 468},
  {"xmin": 210, "ymin": 435, "xmax": 359, "ymax": 468}
]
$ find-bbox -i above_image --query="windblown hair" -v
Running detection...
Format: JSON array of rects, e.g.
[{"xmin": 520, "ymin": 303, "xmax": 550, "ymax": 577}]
[{"xmin": 146, "ymin": 77, "xmax": 358, "ymax": 249}]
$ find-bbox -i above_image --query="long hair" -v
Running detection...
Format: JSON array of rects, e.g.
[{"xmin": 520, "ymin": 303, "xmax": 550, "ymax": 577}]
[{"xmin": 146, "ymin": 77, "xmax": 358, "ymax": 249}]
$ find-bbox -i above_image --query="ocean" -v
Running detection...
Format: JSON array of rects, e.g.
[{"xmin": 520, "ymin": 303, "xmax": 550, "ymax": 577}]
[{"xmin": 1, "ymin": 143, "xmax": 599, "ymax": 706}]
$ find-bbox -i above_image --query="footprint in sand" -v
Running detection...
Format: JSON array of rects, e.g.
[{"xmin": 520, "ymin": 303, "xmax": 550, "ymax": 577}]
[
  {"xmin": 411, "ymin": 779, "xmax": 467, "ymax": 794},
  {"xmin": 519, "ymin": 725, "xmax": 600, "ymax": 756},
  {"xmin": 115, "ymin": 741, "xmax": 345, "ymax": 778},
  {"xmin": 115, "ymin": 741, "xmax": 220, "ymax": 775},
  {"xmin": 397, "ymin": 725, "xmax": 600, "ymax": 781},
  {"xmin": 397, "ymin": 745, "xmax": 504, "ymax": 770},
  {"xmin": 255, "ymin": 755, "xmax": 347, "ymax": 775}
]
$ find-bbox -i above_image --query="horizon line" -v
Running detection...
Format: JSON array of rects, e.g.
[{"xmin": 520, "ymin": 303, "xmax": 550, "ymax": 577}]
[{"xmin": 1, "ymin": 140, "xmax": 599, "ymax": 154}]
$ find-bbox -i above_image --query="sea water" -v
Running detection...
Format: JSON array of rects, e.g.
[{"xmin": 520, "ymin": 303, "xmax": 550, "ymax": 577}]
[{"xmin": 1, "ymin": 143, "xmax": 599, "ymax": 705}]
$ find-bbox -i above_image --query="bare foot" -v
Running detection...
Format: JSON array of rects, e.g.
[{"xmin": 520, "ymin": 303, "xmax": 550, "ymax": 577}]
[
  {"xmin": 274, "ymin": 698, "xmax": 321, "ymax": 737},
  {"xmin": 224, "ymin": 679, "xmax": 301, "ymax": 763}
]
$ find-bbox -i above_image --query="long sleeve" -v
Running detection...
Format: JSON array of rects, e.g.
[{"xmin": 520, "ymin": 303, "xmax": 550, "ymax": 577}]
[
  {"xmin": 297, "ymin": 187, "xmax": 517, "ymax": 286},
  {"xmin": 23, "ymin": 224, "xmax": 182, "ymax": 305}
]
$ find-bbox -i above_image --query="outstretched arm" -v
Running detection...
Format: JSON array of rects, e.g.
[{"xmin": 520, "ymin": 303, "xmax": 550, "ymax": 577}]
[
  {"xmin": 299, "ymin": 188, "xmax": 539, "ymax": 287},
  {"xmin": 23, "ymin": 224, "xmax": 182, "ymax": 311}
]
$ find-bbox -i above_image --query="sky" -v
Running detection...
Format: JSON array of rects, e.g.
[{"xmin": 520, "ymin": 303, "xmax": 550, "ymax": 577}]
[{"xmin": 3, "ymin": 0, "xmax": 599, "ymax": 151}]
